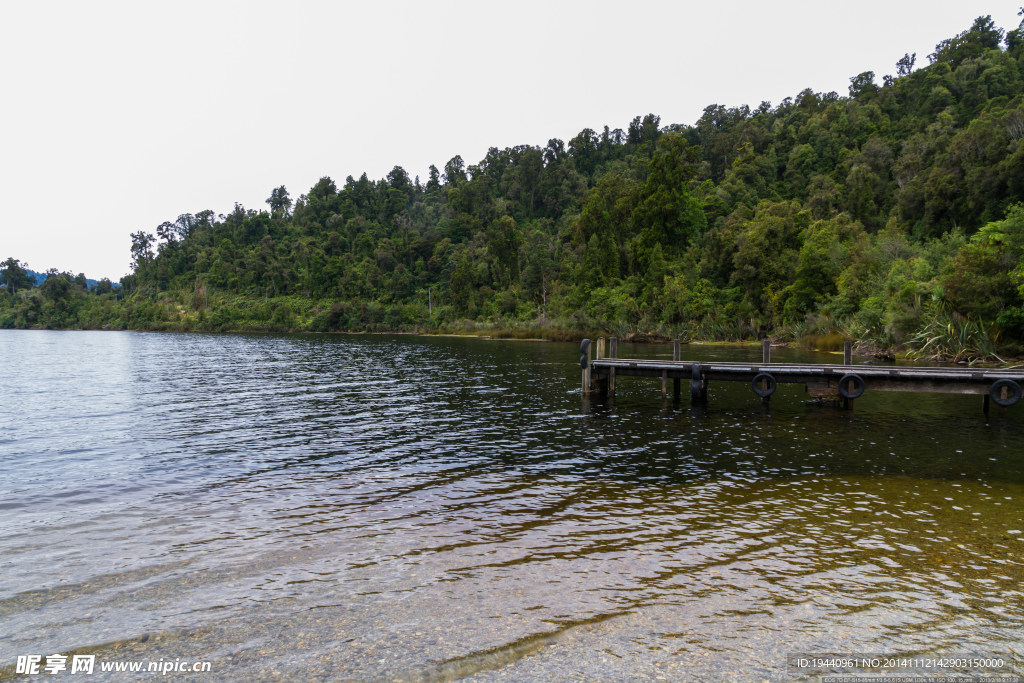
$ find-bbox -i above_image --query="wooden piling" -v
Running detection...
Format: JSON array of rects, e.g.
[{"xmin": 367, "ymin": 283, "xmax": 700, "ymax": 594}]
[
  {"xmin": 672, "ymin": 338, "xmax": 681, "ymax": 398},
  {"xmin": 581, "ymin": 339, "xmax": 592, "ymax": 394},
  {"xmin": 596, "ymin": 337, "xmax": 605, "ymax": 361},
  {"xmin": 762, "ymin": 339, "xmax": 770, "ymax": 364},
  {"xmin": 844, "ymin": 340, "xmax": 852, "ymax": 365},
  {"xmin": 609, "ymin": 337, "xmax": 618, "ymax": 395}
]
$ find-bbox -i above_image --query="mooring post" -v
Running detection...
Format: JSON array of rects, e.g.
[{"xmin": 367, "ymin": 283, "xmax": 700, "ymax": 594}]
[
  {"xmin": 596, "ymin": 337, "xmax": 605, "ymax": 361},
  {"xmin": 673, "ymin": 338, "xmax": 681, "ymax": 399},
  {"xmin": 609, "ymin": 337, "xmax": 618, "ymax": 396},
  {"xmin": 844, "ymin": 340, "xmax": 852, "ymax": 365}
]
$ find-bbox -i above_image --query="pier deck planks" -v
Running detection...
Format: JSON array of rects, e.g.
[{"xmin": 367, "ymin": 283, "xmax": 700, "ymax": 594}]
[{"xmin": 589, "ymin": 358, "xmax": 1024, "ymax": 396}]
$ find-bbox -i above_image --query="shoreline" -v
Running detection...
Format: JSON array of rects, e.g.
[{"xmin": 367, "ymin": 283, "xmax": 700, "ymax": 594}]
[{"xmin": 5, "ymin": 324, "xmax": 1020, "ymax": 366}]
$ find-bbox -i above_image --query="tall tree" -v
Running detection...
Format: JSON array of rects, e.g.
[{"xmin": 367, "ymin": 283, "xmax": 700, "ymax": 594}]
[
  {"xmin": 443, "ymin": 156, "xmax": 466, "ymax": 186},
  {"xmin": 0, "ymin": 258, "xmax": 33, "ymax": 295},
  {"xmin": 130, "ymin": 231, "xmax": 155, "ymax": 271},
  {"xmin": 632, "ymin": 133, "xmax": 706, "ymax": 260},
  {"xmin": 928, "ymin": 15, "xmax": 1003, "ymax": 67},
  {"xmin": 896, "ymin": 52, "xmax": 916, "ymax": 77},
  {"xmin": 266, "ymin": 186, "xmax": 292, "ymax": 218}
]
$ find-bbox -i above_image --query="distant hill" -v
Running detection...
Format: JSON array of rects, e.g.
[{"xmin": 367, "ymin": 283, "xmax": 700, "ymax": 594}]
[{"xmin": 27, "ymin": 269, "xmax": 100, "ymax": 289}]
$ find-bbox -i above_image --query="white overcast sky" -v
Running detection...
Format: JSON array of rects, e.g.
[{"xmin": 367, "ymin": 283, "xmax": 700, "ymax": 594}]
[{"xmin": 1, "ymin": 1, "xmax": 1020, "ymax": 280}]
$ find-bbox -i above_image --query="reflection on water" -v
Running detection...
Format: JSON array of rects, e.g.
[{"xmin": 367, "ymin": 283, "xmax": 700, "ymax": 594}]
[{"xmin": 1, "ymin": 331, "xmax": 1022, "ymax": 680}]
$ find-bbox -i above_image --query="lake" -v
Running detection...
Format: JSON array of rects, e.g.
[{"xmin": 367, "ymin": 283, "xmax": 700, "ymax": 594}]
[{"xmin": 1, "ymin": 330, "xmax": 1022, "ymax": 680}]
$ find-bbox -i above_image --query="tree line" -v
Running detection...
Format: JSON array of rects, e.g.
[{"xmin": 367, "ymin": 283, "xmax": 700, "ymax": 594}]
[{"xmin": 4, "ymin": 13, "xmax": 1024, "ymax": 360}]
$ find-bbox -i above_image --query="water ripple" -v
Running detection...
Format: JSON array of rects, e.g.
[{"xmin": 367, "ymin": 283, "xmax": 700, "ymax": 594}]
[{"xmin": 1, "ymin": 331, "xmax": 1023, "ymax": 680}]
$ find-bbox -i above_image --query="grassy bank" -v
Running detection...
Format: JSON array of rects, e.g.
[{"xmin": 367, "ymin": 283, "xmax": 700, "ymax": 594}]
[{"xmin": 3, "ymin": 286, "xmax": 1019, "ymax": 365}]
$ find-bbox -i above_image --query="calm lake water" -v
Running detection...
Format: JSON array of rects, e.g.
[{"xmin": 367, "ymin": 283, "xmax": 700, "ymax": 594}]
[{"xmin": 1, "ymin": 330, "xmax": 1023, "ymax": 681}]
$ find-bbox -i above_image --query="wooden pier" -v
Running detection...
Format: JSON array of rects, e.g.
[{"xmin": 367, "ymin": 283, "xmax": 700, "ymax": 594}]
[{"xmin": 580, "ymin": 338, "xmax": 1024, "ymax": 411}]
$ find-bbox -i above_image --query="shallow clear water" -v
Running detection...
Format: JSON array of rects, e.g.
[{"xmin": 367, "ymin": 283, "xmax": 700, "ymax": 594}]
[{"xmin": 1, "ymin": 330, "xmax": 1022, "ymax": 680}]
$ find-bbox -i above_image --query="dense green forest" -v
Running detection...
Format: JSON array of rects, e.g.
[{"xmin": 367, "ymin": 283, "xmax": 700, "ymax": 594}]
[{"xmin": 5, "ymin": 14, "xmax": 1024, "ymax": 360}]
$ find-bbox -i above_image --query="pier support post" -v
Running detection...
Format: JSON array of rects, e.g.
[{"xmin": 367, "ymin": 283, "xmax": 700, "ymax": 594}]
[
  {"xmin": 691, "ymin": 361, "xmax": 708, "ymax": 403},
  {"xmin": 662, "ymin": 370, "xmax": 668, "ymax": 398},
  {"xmin": 845, "ymin": 342, "xmax": 853, "ymax": 407},
  {"xmin": 596, "ymin": 337, "xmax": 605, "ymax": 361},
  {"xmin": 673, "ymin": 338, "xmax": 681, "ymax": 399},
  {"xmin": 581, "ymin": 338, "xmax": 592, "ymax": 394},
  {"xmin": 609, "ymin": 337, "xmax": 618, "ymax": 396},
  {"xmin": 762, "ymin": 339, "xmax": 770, "ymax": 364}
]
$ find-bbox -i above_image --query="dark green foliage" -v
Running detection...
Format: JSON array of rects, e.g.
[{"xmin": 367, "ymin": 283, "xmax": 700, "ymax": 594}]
[
  {"xmin": 1, "ymin": 258, "xmax": 33, "ymax": 295},
  {"xmin": 4, "ymin": 15, "xmax": 1024, "ymax": 358},
  {"xmin": 928, "ymin": 15, "xmax": 1004, "ymax": 69}
]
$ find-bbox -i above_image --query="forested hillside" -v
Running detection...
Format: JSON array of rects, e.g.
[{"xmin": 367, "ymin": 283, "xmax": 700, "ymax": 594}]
[{"xmin": 5, "ymin": 14, "xmax": 1024, "ymax": 360}]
